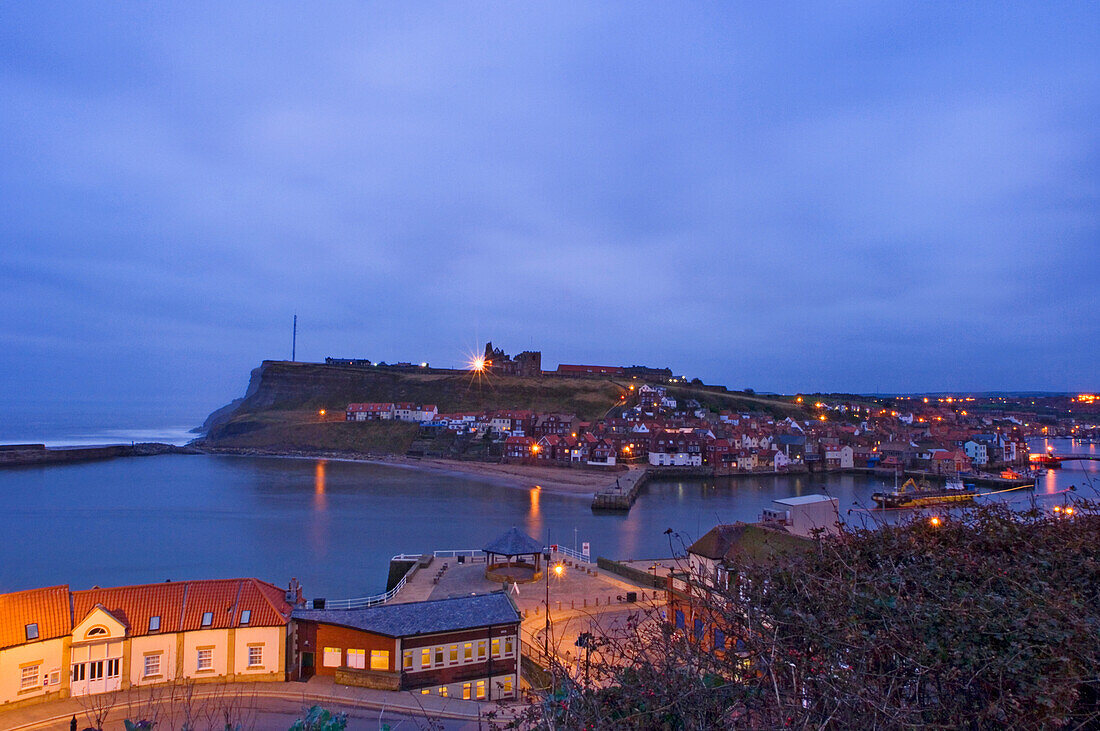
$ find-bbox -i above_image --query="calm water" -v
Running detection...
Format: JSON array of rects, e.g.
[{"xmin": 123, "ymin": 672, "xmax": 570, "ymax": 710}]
[{"xmin": 0, "ymin": 439, "xmax": 1094, "ymax": 599}]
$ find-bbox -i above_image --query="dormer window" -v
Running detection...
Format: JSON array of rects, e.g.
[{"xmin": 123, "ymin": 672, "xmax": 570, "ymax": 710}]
[
  {"xmin": 201, "ymin": 612, "xmax": 213, "ymax": 627},
  {"xmin": 149, "ymin": 616, "xmax": 161, "ymax": 632},
  {"xmin": 87, "ymin": 627, "xmax": 107, "ymax": 637},
  {"xmin": 25, "ymin": 623, "xmax": 38, "ymax": 641},
  {"xmin": 239, "ymin": 610, "xmax": 251, "ymax": 625}
]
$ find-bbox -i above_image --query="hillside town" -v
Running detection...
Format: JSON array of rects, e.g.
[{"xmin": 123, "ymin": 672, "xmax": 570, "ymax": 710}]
[{"xmin": 343, "ymin": 382, "xmax": 1099, "ymax": 478}]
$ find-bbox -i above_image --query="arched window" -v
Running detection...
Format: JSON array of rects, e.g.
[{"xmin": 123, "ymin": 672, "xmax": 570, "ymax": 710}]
[{"xmin": 86, "ymin": 626, "xmax": 108, "ymax": 638}]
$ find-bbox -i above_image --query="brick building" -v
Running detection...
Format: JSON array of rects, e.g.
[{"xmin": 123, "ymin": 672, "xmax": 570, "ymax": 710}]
[{"xmin": 290, "ymin": 593, "xmax": 521, "ymax": 701}]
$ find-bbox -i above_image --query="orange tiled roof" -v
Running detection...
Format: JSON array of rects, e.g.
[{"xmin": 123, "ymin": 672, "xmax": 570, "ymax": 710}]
[
  {"xmin": 0, "ymin": 585, "xmax": 71, "ymax": 650},
  {"xmin": 72, "ymin": 578, "xmax": 290, "ymax": 637},
  {"xmin": 73, "ymin": 581, "xmax": 188, "ymax": 635}
]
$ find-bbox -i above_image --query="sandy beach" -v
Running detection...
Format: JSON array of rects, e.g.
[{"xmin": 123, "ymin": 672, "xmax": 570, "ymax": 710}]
[
  {"xmin": 200, "ymin": 446, "xmax": 631, "ymax": 496},
  {"xmin": 388, "ymin": 456, "xmax": 632, "ymax": 496}
]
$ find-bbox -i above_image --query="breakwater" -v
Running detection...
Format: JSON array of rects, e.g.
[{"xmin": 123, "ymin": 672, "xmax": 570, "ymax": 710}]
[{"xmin": 0, "ymin": 442, "xmax": 199, "ymax": 467}]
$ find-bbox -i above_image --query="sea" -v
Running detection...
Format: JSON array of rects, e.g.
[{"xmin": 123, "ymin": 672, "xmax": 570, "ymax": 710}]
[{"xmin": 0, "ymin": 415, "xmax": 1094, "ymax": 600}]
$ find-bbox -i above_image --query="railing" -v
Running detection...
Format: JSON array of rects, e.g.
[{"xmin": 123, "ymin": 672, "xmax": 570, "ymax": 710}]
[
  {"xmin": 305, "ymin": 548, "xmax": 487, "ymax": 610},
  {"xmin": 550, "ymin": 545, "xmax": 592, "ymax": 564},
  {"xmin": 521, "ymin": 639, "xmax": 549, "ymax": 669},
  {"xmin": 432, "ymin": 549, "xmax": 487, "ymax": 561}
]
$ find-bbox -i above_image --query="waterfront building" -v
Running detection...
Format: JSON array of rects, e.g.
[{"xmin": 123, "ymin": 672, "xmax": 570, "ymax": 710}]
[
  {"xmin": 289, "ymin": 593, "xmax": 520, "ymax": 700},
  {"xmin": 503, "ymin": 435, "xmax": 537, "ymax": 462},
  {"xmin": 760, "ymin": 495, "xmax": 841, "ymax": 538},
  {"xmin": 648, "ymin": 430, "xmax": 703, "ymax": 466},
  {"xmin": 824, "ymin": 445, "xmax": 854, "ymax": 469},
  {"xmin": 0, "ymin": 579, "xmax": 291, "ymax": 709}
]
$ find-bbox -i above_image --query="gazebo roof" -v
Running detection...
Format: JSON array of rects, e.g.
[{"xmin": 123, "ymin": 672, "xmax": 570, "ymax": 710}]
[{"xmin": 483, "ymin": 526, "xmax": 544, "ymax": 557}]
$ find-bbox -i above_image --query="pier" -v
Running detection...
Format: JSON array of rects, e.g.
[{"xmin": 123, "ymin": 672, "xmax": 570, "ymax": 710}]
[
  {"xmin": 0, "ymin": 442, "xmax": 196, "ymax": 467},
  {"xmin": 591, "ymin": 468, "xmax": 652, "ymax": 511}
]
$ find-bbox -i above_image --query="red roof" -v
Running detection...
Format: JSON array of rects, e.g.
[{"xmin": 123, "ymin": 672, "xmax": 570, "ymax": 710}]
[
  {"xmin": 347, "ymin": 402, "xmax": 393, "ymax": 412},
  {"xmin": 72, "ymin": 578, "xmax": 291, "ymax": 636},
  {"xmin": 73, "ymin": 581, "xmax": 187, "ymax": 635},
  {"xmin": 0, "ymin": 585, "xmax": 71, "ymax": 650}
]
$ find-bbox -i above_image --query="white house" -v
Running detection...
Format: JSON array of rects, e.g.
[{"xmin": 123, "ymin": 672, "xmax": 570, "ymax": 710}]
[
  {"xmin": 393, "ymin": 403, "xmax": 439, "ymax": 422},
  {"xmin": 824, "ymin": 446, "xmax": 854, "ymax": 469},
  {"xmin": 963, "ymin": 440, "xmax": 988, "ymax": 465}
]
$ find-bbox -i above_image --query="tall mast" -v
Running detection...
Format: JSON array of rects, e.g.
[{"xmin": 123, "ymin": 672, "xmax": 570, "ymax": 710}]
[{"xmin": 292, "ymin": 314, "xmax": 297, "ymax": 362}]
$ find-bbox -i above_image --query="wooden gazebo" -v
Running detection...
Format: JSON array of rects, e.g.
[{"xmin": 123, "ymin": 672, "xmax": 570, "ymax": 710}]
[{"xmin": 483, "ymin": 526, "xmax": 545, "ymax": 584}]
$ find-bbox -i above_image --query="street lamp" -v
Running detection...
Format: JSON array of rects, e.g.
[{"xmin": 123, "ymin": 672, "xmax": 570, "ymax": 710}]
[
  {"xmin": 575, "ymin": 631, "xmax": 595, "ymax": 686},
  {"xmin": 543, "ymin": 550, "xmax": 564, "ymax": 661}
]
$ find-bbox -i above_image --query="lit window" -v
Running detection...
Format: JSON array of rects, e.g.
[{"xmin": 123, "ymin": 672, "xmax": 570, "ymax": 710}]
[
  {"xmin": 25, "ymin": 623, "xmax": 38, "ymax": 641},
  {"xmin": 421, "ymin": 648, "xmax": 431, "ymax": 667},
  {"xmin": 477, "ymin": 641, "xmax": 487, "ymax": 660},
  {"xmin": 463, "ymin": 643, "xmax": 473, "ymax": 661},
  {"xmin": 504, "ymin": 637, "xmax": 514, "ymax": 656},
  {"xmin": 434, "ymin": 648, "xmax": 443, "ymax": 666},
  {"xmin": 20, "ymin": 665, "xmax": 39, "ymax": 690},
  {"xmin": 370, "ymin": 650, "xmax": 389, "ymax": 671},
  {"xmin": 201, "ymin": 612, "xmax": 213, "ymax": 627},
  {"xmin": 144, "ymin": 654, "xmax": 161, "ymax": 678},
  {"xmin": 148, "ymin": 616, "xmax": 161, "ymax": 632},
  {"xmin": 503, "ymin": 676, "xmax": 513, "ymax": 695},
  {"xmin": 346, "ymin": 649, "xmax": 365, "ymax": 669},
  {"xmin": 462, "ymin": 682, "xmax": 471, "ymax": 700},
  {"xmin": 403, "ymin": 650, "xmax": 412, "ymax": 669},
  {"xmin": 440, "ymin": 685, "xmax": 447, "ymax": 697},
  {"xmin": 448, "ymin": 645, "xmax": 458, "ymax": 664},
  {"xmin": 197, "ymin": 648, "xmax": 213, "ymax": 671},
  {"xmin": 322, "ymin": 647, "xmax": 342, "ymax": 667},
  {"xmin": 421, "ymin": 688, "xmax": 430, "ymax": 695},
  {"xmin": 491, "ymin": 639, "xmax": 500, "ymax": 657},
  {"xmin": 248, "ymin": 646, "xmax": 263, "ymax": 667},
  {"xmin": 476, "ymin": 680, "xmax": 486, "ymax": 699},
  {"xmin": 239, "ymin": 610, "xmax": 251, "ymax": 625}
]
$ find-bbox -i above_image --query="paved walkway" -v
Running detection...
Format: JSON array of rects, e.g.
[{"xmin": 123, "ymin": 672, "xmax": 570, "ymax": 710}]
[
  {"xmin": 395, "ymin": 554, "xmax": 656, "ymax": 612},
  {"xmin": 1, "ymin": 676, "xmax": 513, "ymax": 731}
]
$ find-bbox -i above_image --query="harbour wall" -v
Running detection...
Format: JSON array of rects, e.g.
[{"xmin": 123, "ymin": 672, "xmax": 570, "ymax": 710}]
[{"xmin": 0, "ymin": 442, "xmax": 199, "ymax": 468}]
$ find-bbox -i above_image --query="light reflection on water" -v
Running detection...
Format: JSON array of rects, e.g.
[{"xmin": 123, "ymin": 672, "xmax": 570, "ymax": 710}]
[{"xmin": 0, "ymin": 440, "xmax": 1093, "ymax": 598}]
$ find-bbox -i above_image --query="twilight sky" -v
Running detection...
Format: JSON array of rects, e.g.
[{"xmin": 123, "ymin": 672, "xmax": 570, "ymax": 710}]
[{"xmin": 1, "ymin": 2, "xmax": 1098, "ymax": 425}]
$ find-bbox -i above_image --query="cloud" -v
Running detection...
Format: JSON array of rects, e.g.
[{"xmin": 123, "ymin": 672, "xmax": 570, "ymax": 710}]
[{"xmin": 0, "ymin": 1, "xmax": 1097, "ymax": 422}]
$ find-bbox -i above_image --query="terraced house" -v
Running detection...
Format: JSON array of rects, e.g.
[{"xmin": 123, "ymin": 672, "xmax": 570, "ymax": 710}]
[{"xmin": 0, "ymin": 578, "xmax": 291, "ymax": 709}]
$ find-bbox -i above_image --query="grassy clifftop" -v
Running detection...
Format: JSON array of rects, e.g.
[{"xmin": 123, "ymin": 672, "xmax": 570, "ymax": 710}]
[{"xmin": 199, "ymin": 360, "xmax": 803, "ymax": 453}]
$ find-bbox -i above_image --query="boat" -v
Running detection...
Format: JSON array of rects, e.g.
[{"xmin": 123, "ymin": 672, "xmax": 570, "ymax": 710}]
[{"xmin": 872, "ymin": 475, "xmax": 977, "ymax": 509}]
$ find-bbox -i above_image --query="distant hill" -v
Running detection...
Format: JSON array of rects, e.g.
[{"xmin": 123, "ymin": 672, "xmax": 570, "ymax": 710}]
[{"xmin": 198, "ymin": 360, "xmax": 804, "ymax": 454}]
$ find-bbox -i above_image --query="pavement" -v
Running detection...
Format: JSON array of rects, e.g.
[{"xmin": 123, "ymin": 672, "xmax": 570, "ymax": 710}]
[
  {"xmin": 392, "ymin": 553, "xmax": 667, "ymax": 673},
  {"xmin": 1, "ymin": 676, "xmax": 515, "ymax": 731}
]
